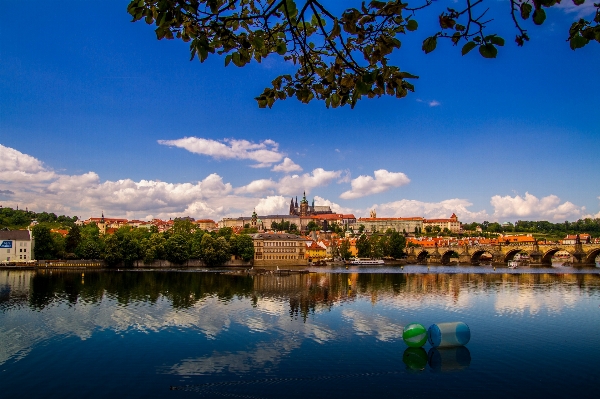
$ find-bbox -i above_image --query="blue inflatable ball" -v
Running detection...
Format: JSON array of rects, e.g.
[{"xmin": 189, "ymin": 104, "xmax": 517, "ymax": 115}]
[{"xmin": 403, "ymin": 323, "xmax": 428, "ymax": 348}]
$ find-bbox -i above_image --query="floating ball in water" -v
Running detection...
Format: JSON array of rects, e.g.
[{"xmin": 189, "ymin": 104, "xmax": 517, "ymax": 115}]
[
  {"xmin": 403, "ymin": 323, "xmax": 428, "ymax": 348},
  {"xmin": 427, "ymin": 322, "xmax": 470, "ymax": 348}
]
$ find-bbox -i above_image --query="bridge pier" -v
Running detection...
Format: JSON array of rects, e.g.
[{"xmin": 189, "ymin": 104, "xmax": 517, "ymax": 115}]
[{"xmin": 427, "ymin": 248, "xmax": 442, "ymax": 265}]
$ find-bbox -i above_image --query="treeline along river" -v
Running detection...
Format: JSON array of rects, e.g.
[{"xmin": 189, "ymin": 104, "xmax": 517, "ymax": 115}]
[{"xmin": 1, "ymin": 269, "xmax": 599, "ymax": 398}]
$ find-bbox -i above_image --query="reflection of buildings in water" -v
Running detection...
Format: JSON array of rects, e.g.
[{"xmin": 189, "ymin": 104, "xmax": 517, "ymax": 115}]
[
  {"xmin": 1, "ymin": 270, "xmax": 600, "ymax": 317},
  {"xmin": 0, "ymin": 270, "xmax": 34, "ymax": 308},
  {"xmin": 251, "ymin": 273, "xmax": 358, "ymax": 321}
]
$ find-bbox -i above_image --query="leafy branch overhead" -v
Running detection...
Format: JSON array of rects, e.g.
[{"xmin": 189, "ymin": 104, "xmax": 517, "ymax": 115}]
[{"xmin": 127, "ymin": 0, "xmax": 600, "ymax": 108}]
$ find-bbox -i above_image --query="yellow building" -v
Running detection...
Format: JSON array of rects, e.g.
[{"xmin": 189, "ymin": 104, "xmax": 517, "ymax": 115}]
[
  {"xmin": 306, "ymin": 241, "xmax": 327, "ymax": 261},
  {"xmin": 252, "ymin": 233, "xmax": 308, "ymax": 266}
]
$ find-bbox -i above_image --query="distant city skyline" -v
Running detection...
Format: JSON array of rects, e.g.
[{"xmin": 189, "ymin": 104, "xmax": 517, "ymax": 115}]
[{"xmin": 1, "ymin": 1, "xmax": 599, "ymax": 223}]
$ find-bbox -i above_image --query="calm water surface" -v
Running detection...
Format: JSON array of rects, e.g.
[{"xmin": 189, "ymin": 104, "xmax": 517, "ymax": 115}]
[{"xmin": 1, "ymin": 267, "xmax": 599, "ymax": 398}]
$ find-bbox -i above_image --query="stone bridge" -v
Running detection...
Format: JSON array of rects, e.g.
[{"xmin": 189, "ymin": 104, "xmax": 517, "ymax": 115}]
[{"xmin": 406, "ymin": 242, "xmax": 600, "ymax": 267}]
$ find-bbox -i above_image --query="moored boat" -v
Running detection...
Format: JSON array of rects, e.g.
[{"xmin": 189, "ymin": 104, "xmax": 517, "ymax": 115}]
[{"xmin": 348, "ymin": 258, "xmax": 385, "ymax": 265}]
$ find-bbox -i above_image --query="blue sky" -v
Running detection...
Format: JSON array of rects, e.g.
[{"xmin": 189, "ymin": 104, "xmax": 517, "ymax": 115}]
[{"xmin": 1, "ymin": 0, "xmax": 599, "ymax": 222}]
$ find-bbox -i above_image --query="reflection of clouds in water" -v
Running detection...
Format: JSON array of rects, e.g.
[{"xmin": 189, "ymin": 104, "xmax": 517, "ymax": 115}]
[
  {"xmin": 255, "ymin": 299, "xmax": 287, "ymax": 316},
  {"xmin": 341, "ymin": 309, "xmax": 403, "ymax": 342},
  {"xmin": 368, "ymin": 292, "xmax": 472, "ymax": 313},
  {"xmin": 0, "ymin": 295, "xmax": 337, "ymax": 366},
  {"xmin": 165, "ymin": 339, "xmax": 301, "ymax": 375},
  {"xmin": 494, "ymin": 289, "xmax": 578, "ymax": 315}
]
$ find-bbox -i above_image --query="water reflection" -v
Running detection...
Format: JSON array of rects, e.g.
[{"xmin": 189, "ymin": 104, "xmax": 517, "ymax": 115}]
[
  {"xmin": 1, "ymin": 269, "xmax": 600, "ymax": 399},
  {"xmin": 402, "ymin": 347, "xmax": 428, "ymax": 371},
  {"xmin": 428, "ymin": 347, "xmax": 471, "ymax": 372},
  {"xmin": 3, "ymin": 270, "xmax": 600, "ymax": 313}
]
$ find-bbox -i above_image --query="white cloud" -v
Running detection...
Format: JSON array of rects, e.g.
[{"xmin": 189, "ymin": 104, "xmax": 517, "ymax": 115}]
[
  {"xmin": 0, "ymin": 144, "xmax": 342, "ymax": 221},
  {"xmin": 271, "ymin": 157, "xmax": 302, "ymax": 173},
  {"xmin": 255, "ymin": 196, "xmax": 288, "ymax": 215},
  {"xmin": 234, "ymin": 179, "xmax": 277, "ymax": 195},
  {"xmin": 313, "ymin": 196, "xmax": 355, "ymax": 215},
  {"xmin": 490, "ymin": 192, "xmax": 585, "ymax": 221},
  {"xmin": 375, "ymin": 198, "xmax": 489, "ymax": 222},
  {"xmin": 157, "ymin": 137, "xmax": 284, "ymax": 167},
  {"xmin": 429, "ymin": 100, "xmax": 440, "ymax": 107},
  {"xmin": 340, "ymin": 169, "xmax": 410, "ymax": 199},
  {"xmin": 0, "ymin": 144, "xmax": 56, "ymax": 183},
  {"xmin": 277, "ymin": 168, "xmax": 342, "ymax": 195},
  {"xmin": 556, "ymin": 1, "xmax": 598, "ymax": 18}
]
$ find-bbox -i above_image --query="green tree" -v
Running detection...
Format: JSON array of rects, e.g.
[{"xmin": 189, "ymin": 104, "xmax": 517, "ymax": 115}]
[
  {"xmin": 172, "ymin": 219, "xmax": 195, "ymax": 235},
  {"xmin": 190, "ymin": 229, "xmax": 206, "ymax": 258},
  {"xmin": 103, "ymin": 234, "xmax": 123, "ymax": 266},
  {"xmin": 77, "ymin": 239, "xmax": 103, "ymax": 260},
  {"xmin": 164, "ymin": 234, "xmax": 191, "ymax": 264},
  {"xmin": 65, "ymin": 224, "xmax": 82, "ymax": 254},
  {"xmin": 143, "ymin": 233, "xmax": 167, "ymax": 263},
  {"xmin": 306, "ymin": 221, "xmax": 319, "ymax": 231},
  {"xmin": 115, "ymin": 227, "xmax": 143, "ymax": 266},
  {"xmin": 339, "ymin": 239, "xmax": 352, "ymax": 260},
  {"xmin": 199, "ymin": 234, "xmax": 231, "ymax": 266},
  {"xmin": 369, "ymin": 235, "xmax": 384, "ymax": 258},
  {"xmin": 230, "ymin": 234, "xmax": 255, "ymax": 262},
  {"xmin": 217, "ymin": 227, "xmax": 234, "ymax": 240},
  {"xmin": 356, "ymin": 234, "xmax": 371, "ymax": 257},
  {"xmin": 127, "ymin": 1, "xmax": 599, "ymax": 108},
  {"xmin": 388, "ymin": 231, "xmax": 406, "ymax": 259},
  {"xmin": 32, "ymin": 225, "xmax": 55, "ymax": 260}
]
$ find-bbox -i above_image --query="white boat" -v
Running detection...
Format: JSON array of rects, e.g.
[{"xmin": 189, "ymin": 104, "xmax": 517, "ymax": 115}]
[
  {"xmin": 508, "ymin": 260, "xmax": 519, "ymax": 269},
  {"xmin": 349, "ymin": 258, "xmax": 385, "ymax": 265}
]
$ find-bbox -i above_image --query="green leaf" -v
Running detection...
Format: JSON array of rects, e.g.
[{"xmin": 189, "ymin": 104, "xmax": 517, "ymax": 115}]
[
  {"xmin": 462, "ymin": 41, "xmax": 477, "ymax": 55},
  {"xmin": 406, "ymin": 19, "xmax": 418, "ymax": 32},
  {"xmin": 356, "ymin": 81, "xmax": 370, "ymax": 95},
  {"xmin": 479, "ymin": 43, "xmax": 498, "ymax": 58},
  {"xmin": 276, "ymin": 42, "xmax": 287, "ymax": 55},
  {"xmin": 490, "ymin": 36, "xmax": 505, "ymax": 46},
  {"xmin": 533, "ymin": 9, "xmax": 546, "ymax": 25},
  {"xmin": 232, "ymin": 52, "xmax": 243, "ymax": 67},
  {"xmin": 422, "ymin": 36, "xmax": 437, "ymax": 54},
  {"xmin": 225, "ymin": 54, "xmax": 232, "ymax": 67},
  {"xmin": 520, "ymin": 3, "xmax": 532, "ymax": 20},
  {"xmin": 398, "ymin": 72, "xmax": 419, "ymax": 79},
  {"xmin": 572, "ymin": 0, "xmax": 585, "ymax": 5},
  {"xmin": 569, "ymin": 34, "xmax": 588, "ymax": 50}
]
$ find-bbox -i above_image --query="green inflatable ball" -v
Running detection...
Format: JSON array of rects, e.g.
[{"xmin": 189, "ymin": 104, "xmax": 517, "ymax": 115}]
[{"xmin": 403, "ymin": 323, "xmax": 427, "ymax": 348}]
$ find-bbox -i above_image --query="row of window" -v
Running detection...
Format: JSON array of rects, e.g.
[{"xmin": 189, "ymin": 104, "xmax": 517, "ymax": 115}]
[
  {"xmin": 255, "ymin": 255, "xmax": 302, "ymax": 260},
  {"xmin": 258, "ymin": 241, "xmax": 299, "ymax": 247}
]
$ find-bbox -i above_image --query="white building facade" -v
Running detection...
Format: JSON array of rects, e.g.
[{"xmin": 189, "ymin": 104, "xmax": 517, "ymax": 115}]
[{"xmin": 0, "ymin": 230, "xmax": 34, "ymax": 263}]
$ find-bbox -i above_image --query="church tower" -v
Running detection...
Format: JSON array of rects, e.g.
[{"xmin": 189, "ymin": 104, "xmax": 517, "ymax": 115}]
[
  {"xmin": 98, "ymin": 211, "xmax": 106, "ymax": 234},
  {"xmin": 289, "ymin": 198, "xmax": 295, "ymax": 215},
  {"xmin": 251, "ymin": 209, "xmax": 258, "ymax": 228},
  {"xmin": 300, "ymin": 191, "xmax": 309, "ymax": 217}
]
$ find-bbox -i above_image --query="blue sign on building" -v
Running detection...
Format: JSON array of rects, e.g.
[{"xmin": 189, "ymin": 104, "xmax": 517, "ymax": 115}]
[{"xmin": 0, "ymin": 240, "xmax": 12, "ymax": 248}]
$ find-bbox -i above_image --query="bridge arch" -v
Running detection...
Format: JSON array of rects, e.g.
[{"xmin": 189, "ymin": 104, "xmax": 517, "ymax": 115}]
[
  {"xmin": 585, "ymin": 248, "xmax": 600, "ymax": 265},
  {"xmin": 416, "ymin": 250, "xmax": 429, "ymax": 264},
  {"xmin": 470, "ymin": 249, "xmax": 493, "ymax": 265},
  {"xmin": 504, "ymin": 248, "xmax": 524, "ymax": 263},
  {"xmin": 542, "ymin": 248, "xmax": 566, "ymax": 265},
  {"xmin": 441, "ymin": 250, "xmax": 460, "ymax": 265}
]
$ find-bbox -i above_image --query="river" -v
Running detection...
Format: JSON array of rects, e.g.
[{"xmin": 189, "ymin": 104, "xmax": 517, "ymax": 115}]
[{"xmin": 1, "ymin": 267, "xmax": 599, "ymax": 398}]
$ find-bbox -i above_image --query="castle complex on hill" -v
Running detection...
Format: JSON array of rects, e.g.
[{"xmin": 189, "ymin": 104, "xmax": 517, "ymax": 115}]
[{"xmin": 288, "ymin": 192, "xmax": 333, "ymax": 216}]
